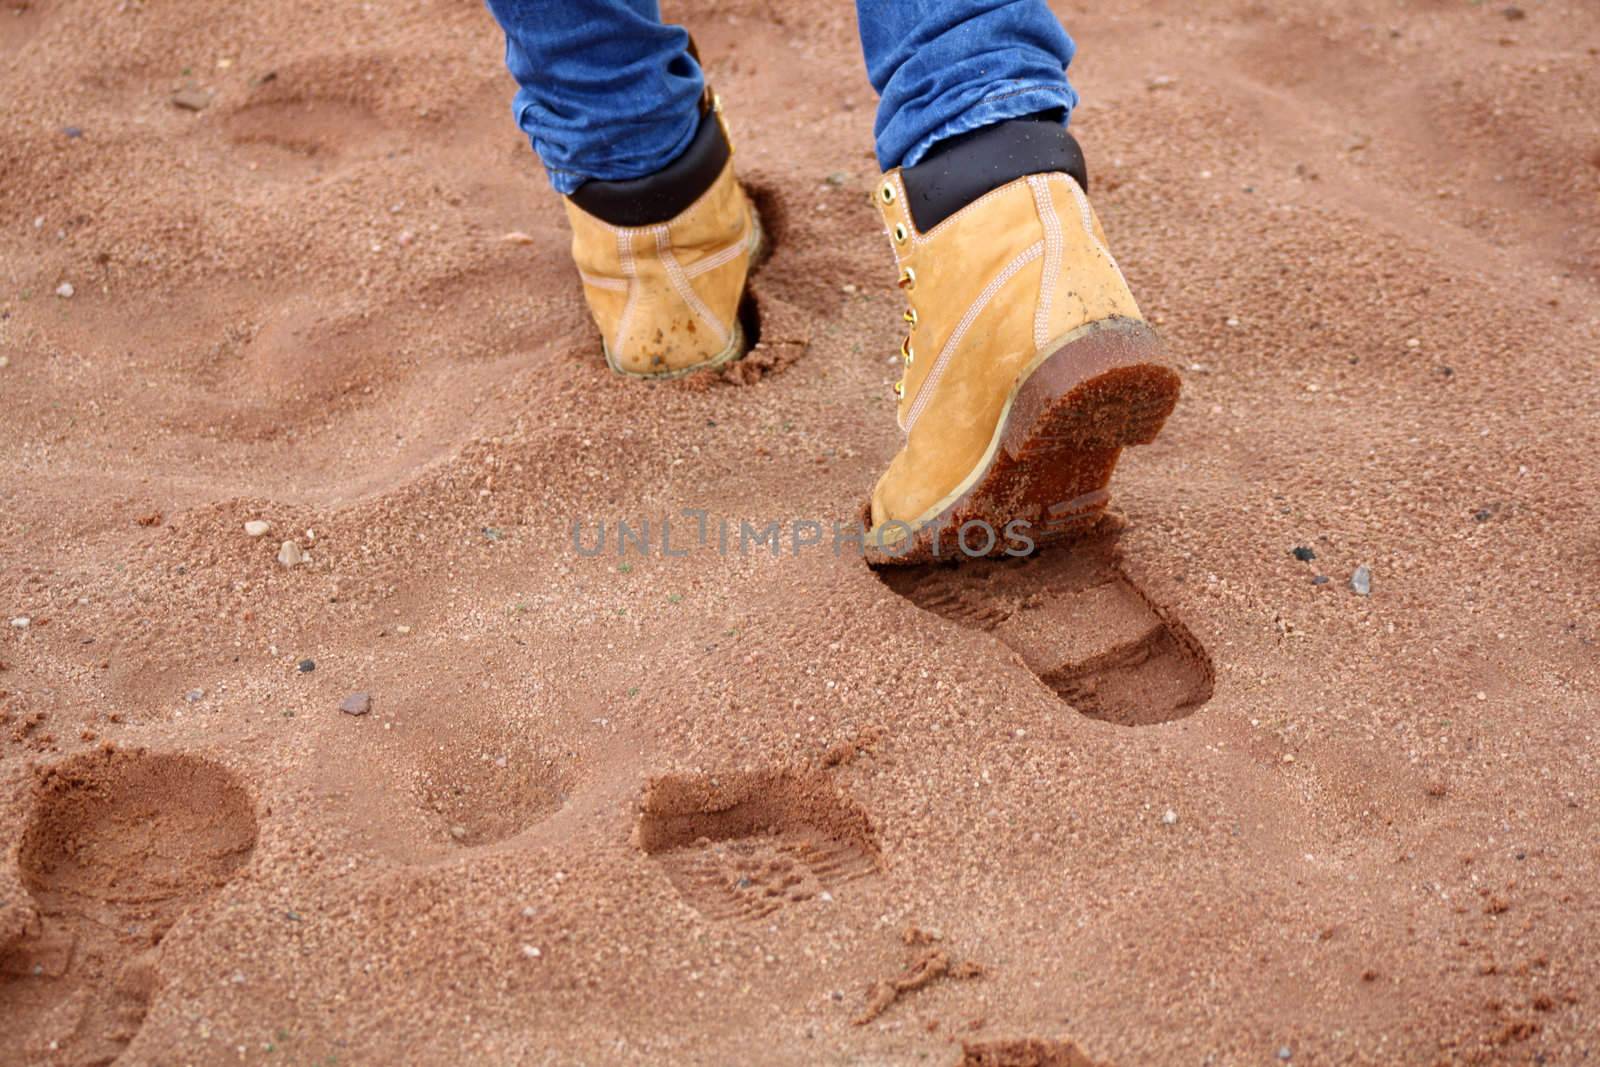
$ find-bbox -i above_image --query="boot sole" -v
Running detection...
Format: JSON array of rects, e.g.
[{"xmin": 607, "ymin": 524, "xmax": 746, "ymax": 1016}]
[
  {"xmin": 866, "ymin": 316, "xmax": 1179, "ymax": 564},
  {"xmin": 602, "ymin": 204, "xmax": 768, "ymax": 380}
]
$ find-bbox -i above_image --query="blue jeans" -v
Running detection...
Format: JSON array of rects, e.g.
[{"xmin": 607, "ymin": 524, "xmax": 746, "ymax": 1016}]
[{"xmin": 486, "ymin": 0, "xmax": 1077, "ymax": 194}]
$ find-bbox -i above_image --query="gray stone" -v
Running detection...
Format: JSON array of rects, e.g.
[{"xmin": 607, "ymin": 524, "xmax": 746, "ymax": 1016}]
[
  {"xmin": 172, "ymin": 88, "xmax": 213, "ymax": 111},
  {"xmin": 1350, "ymin": 565, "xmax": 1372, "ymax": 596}
]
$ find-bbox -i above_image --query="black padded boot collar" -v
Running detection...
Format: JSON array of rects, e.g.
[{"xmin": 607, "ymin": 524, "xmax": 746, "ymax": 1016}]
[
  {"xmin": 900, "ymin": 117, "xmax": 1088, "ymax": 233},
  {"xmin": 567, "ymin": 105, "xmax": 731, "ymax": 228}
]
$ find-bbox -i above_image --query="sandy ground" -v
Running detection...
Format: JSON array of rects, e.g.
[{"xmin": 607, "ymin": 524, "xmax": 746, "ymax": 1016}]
[{"xmin": 2, "ymin": 0, "xmax": 1599, "ymax": 1063}]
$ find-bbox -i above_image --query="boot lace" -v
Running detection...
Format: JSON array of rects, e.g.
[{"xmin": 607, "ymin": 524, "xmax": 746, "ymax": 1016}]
[{"xmin": 894, "ymin": 266, "xmax": 916, "ymax": 398}]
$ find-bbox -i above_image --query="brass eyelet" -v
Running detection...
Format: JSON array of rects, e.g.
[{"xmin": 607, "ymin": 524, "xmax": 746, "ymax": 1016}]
[
  {"xmin": 880, "ymin": 183, "xmax": 896, "ymax": 205},
  {"xmin": 893, "ymin": 222, "xmax": 908, "ymax": 243},
  {"xmin": 903, "ymin": 307, "xmax": 918, "ymax": 327},
  {"xmin": 893, "ymin": 380, "xmax": 904, "ymax": 397},
  {"xmin": 901, "ymin": 336, "xmax": 914, "ymax": 364},
  {"xmin": 898, "ymin": 266, "xmax": 916, "ymax": 290}
]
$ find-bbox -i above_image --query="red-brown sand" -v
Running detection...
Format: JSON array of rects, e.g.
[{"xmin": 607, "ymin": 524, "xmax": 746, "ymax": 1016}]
[{"xmin": 2, "ymin": 1, "xmax": 1598, "ymax": 1064}]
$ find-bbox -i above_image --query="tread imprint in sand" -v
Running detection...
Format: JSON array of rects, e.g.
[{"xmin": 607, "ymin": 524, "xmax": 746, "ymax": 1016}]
[
  {"xmin": 880, "ymin": 525, "xmax": 1214, "ymax": 726},
  {"xmin": 0, "ymin": 749, "xmax": 258, "ymax": 1066},
  {"xmin": 957, "ymin": 1037, "xmax": 1113, "ymax": 1067},
  {"xmin": 633, "ymin": 769, "xmax": 879, "ymax": 922}
]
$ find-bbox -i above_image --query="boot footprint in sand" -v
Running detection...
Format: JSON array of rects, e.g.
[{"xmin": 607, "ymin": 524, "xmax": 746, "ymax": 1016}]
[
  {"xmin": 563, "ymin": 93, "xmax": 765, "ymax": 378},
  {"xmin": 865, "ymin": 118, "xmax": 1181, "ymax": 563}
]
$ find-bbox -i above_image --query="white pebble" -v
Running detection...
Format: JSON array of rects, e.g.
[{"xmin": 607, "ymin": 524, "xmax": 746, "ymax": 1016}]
[
  {"xmin": 55, "ymin": 282, "xmax": 75, "ymax": 299},
  {"xmin": 1161, "ymin": 809, "xmax": 1179, "ymax": 825},
  {"xmin": 521, "ymin": 944, "xmax": 542, "ymax": 959},
  {"xmin": 277, "ymin": 540, "xmax": 304, "ymax": 567},
  {"xmin": 243, "ymin": 520, "xmax": 271, "ymax": 537},
  {"xmin": 10, "ymin": 616, "xmax": 30, "ymax": 628}
]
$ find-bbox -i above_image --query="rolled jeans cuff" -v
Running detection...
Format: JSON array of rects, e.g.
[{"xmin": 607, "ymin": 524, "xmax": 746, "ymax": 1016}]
[{"xmin": 893, "ymin": 81, "xmax": 1079, "ymax": 171}]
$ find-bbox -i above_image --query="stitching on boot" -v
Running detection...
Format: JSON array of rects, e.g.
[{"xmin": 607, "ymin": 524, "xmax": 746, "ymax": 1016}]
[
  {"xmin": 684, "ymin": 228, "xmax": 752, "ymax": 278},
  {"xmin": 904, "ymin": 240, "xmax": 1043, "ymax": 434},
  {"xmin": 655, "ymin": 225, "xmax": 729, "ymax": 346},
  {"xmin": 579, "ymin": 271, "xmax": 628, "ymax": 292},
  {"xmin": 1029, "ymin": 175, "xmax": 1062, "ymax": 352},
  {"xmin": 614, "ymin": 229, "xmax": 640, "ymax": 358},
  {"xmin": 892, "ymin": 170, "xmax": 1035, "ymax": 254}
]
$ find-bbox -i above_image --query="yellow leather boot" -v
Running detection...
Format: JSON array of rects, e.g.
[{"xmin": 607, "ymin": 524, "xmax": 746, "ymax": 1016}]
[
  {"xmin": 563, "ymin": 97, "xmax": 764, "ymax": 378},
  {"xmin": 866, "ymin": 120, "xmax": 1180, "ymax": 562}
]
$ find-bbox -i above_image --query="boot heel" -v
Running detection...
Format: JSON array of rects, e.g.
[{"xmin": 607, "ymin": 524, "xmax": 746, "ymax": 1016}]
[
  {"xmin": 1006, "ymin": 317, "xmax": 1180, "ymax": 454},
  {"xmin": 983, "ymin": 317, "xmax": 1178, "ymax": 547},
  {"xmin": 870, "ymin": 318, "xmax": 1179, "ymax": 563}
]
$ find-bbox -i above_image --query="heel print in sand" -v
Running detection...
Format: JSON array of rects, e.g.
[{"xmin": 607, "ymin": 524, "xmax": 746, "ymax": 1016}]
[{"xmin": 879, "ymin": 524, "xmax": 1214, "ymax": 726}]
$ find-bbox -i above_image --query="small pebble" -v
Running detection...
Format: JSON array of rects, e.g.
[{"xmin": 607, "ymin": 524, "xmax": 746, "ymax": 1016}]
[
  {"xmin": 55, "ymin": 282, "xmax": 75, "ymax": 299},
  {"xmin": 1311, "ymin": 575, "xmax": 1330, "ymax": 586},
  {"xmin": 1291, "ymin": 545, "xmax": 1316, "ymax": 562},
  {"xmin": 10, "ymin": 616, "xmax": 31, "ymax": 628},
  {"xmin": 449, "ymin": 825, "xmax": 468, "ymax": 841},
  {"xmin": 172, "ymin": 88, "xmax": 212, "ymax": 111},
  {"xmin": 243, "ymin": 520, "xmax": 271, "ymax": 537},
  {"xmin": 0, "ymin": 356, "xmax": 9, "ymax": 368},
  {"xmin": 1350, "ymin": 565, "xmax": 1373, "ymax": 596},
  {"xmin": 185, "ymin": 688, "xmax": 204, "ymax": 703},
  {"xmin": 63, "ymin": 126, "xmax": 83, "ymax": 139},
  {"xmin": 277, "ymin": 540, "xmax": 304, "ymax": 567},
  {"xmin": 1278, "ymin": 1047, "xmax": 1293, "ymax": 1062},
  {"xmin": 521, "ymin": 944, "xmax": 542, "ymax": 959},
  {"xmin": 1161, "ymin": 809, "xmax": 1178, "ymax": 825},
  {"xmin": 297, "ymin": 658, "xmax": 315, "ymax": 673},
  {"xmin": 339, "ymin": 692, "xmax": 371, "ymax": 716},
  {"xmin": 395, "ymin": 624, "xmax": 412, "ymax": 635},
  {"xmin": 499, "ymin": 231, "xmax": 535, "ymax": 245}
]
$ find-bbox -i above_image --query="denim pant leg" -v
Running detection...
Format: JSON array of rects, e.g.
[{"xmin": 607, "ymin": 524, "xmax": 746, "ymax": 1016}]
[
  {"xmin": 484, "ymin": 0, "xmax": 704, "ymax": 194},
  {"xmin": 855, "ymin": 0, "xmax": 1078, "ymax": 171}
]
